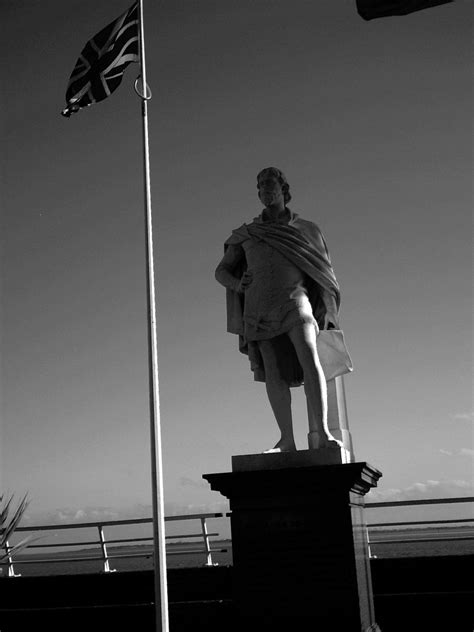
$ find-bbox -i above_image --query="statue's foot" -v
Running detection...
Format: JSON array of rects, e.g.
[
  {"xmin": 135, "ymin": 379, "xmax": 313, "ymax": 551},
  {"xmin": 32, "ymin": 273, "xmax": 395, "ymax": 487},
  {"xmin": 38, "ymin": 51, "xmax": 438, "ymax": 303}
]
[
  {"xmin": 263, "ymin": 439, "xmax": 297, "ymax": 454},
  {"xmin": 322, "ymin": 438, "xmax": 345, "ymax": 450},
  {"xmin": 308, "ymin": 431, "xmax": 344, "ymax": 451}
]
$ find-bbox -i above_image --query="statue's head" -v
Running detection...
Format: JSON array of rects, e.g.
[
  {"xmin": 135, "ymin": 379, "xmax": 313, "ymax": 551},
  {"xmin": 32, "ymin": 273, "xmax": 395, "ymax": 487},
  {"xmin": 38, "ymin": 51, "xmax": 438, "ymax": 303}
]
[{"xmin": 256, "ymin": 167, "xmax": 292, "ymax": 204}]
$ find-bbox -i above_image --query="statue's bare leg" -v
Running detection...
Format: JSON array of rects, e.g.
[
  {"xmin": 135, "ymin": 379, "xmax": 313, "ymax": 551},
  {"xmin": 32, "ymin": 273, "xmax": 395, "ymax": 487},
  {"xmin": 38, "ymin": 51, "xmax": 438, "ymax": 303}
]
[
  {"xmin": 287, "ymin": 323, "xmax": 343, "ymax": 449},
  {"xmin": 258, "ymin": 338, "xmax": 297, "ymax": 452}
]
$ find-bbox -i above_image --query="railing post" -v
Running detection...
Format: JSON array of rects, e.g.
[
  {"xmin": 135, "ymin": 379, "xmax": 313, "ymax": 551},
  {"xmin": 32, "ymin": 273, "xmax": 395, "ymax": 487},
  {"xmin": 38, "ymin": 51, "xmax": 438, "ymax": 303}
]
[
  {"xmin": 98, "ymin": 525, "xmax": 115, "ymax": 573},
  {"xmin": 366, "ymin": 529, "xmax": 376, "ymax": 559},
  {"xmin": 200, "ymin": 517, "xmax": 214, "ymax": 566},
  {"xmin": 5, "ymin": 541, "xmax": 20, "ymax": 577}
]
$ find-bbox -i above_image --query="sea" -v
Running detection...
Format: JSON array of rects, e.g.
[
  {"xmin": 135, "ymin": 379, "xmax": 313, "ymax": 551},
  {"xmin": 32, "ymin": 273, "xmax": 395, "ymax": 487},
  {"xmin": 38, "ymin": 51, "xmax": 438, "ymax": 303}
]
[{"xmin": 4, "ymin": 526, "xmax": 474, "ymax": 578}]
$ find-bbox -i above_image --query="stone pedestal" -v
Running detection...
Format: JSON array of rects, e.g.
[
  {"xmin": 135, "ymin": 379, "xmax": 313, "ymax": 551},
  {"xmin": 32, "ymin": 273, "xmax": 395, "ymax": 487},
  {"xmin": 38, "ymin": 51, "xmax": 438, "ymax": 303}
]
[{"xmin": 203, "ymin": 459, "xmax": 382, "ymax": 630}]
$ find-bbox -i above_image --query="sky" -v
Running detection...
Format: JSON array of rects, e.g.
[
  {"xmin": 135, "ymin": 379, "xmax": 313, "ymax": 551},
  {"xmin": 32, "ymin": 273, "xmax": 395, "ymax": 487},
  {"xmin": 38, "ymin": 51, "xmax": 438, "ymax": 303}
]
[{"xmin": 1, "ymin": 0, "xmax": 472, "ymax": 531}]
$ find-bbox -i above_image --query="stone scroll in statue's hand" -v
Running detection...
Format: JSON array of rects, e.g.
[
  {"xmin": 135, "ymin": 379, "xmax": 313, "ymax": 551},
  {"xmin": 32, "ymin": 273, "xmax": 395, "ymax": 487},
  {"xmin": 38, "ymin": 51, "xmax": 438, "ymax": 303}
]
[{"xmin": 317, "ymin": 329, "xmax": 353, "ymax": 382}]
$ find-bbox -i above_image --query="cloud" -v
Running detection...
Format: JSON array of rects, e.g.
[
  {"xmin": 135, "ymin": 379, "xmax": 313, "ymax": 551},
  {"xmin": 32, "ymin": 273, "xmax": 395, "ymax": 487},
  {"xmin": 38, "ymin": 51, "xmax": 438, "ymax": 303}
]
[
  {"xmin": 179, "ymin": 476, "xmax": 208, "ymax": 490},
  {"xmin": 439, "ymin": 448, "xmax": 474, "ymax": 459},
  {"xmin": 73, "ymin": 510, "xmax": 86, "ymax": 520},
  {"xmin": 24, "ymin": 500, "xmax": 230, "ymax": 527},
  {"xmin": 451, "ymin": 411, "xmax": 474, "ymax": 422},
  {"xmin": 164, "ymin": 500, "xmax": 229, "ymax": 517},
  {"xmin": 24, "ymin": 506, "xmax": 122, "ymax": 526},
  {"xmin": 366, "ymin": 479, "xmax": 473, "ymax": 502}
]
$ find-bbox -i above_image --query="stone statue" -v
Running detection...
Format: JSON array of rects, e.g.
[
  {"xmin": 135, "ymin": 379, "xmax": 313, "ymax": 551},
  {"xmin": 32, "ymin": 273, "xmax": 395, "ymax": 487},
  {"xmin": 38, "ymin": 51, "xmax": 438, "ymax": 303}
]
[{"xmin": 215, "ymin": 167, "xmax": 349, "ymax": 453}]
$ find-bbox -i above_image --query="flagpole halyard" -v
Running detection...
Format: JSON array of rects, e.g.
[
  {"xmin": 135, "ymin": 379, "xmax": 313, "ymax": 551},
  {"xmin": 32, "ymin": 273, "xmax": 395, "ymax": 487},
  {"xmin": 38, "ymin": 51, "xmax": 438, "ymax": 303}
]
[{"xmin": 137, "ymin": 1, "xmax": 169, "ymax": 630}]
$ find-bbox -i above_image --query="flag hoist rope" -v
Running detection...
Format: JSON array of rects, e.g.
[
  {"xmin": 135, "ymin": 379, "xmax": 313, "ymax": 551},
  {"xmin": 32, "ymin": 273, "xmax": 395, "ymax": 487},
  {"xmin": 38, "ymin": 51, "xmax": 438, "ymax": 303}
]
[{"xmin": 136, "ymin": 1, "xmax": 169, "ymax": 630}]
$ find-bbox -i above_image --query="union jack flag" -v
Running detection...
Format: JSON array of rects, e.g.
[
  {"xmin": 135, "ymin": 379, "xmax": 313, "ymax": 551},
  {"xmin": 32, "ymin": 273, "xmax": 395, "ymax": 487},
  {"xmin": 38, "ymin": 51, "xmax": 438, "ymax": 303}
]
[
  {"xmin": 356, "ymin": 0, "xmax": 454, "ymax": 20},
  {"xmin": 61, "ymin": 3, "xmax": 139, "ymax": 117}
]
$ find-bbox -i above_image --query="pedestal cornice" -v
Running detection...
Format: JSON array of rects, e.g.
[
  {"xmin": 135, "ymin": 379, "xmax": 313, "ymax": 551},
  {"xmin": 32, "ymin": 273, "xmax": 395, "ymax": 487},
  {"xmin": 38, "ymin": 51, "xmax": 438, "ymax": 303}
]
[{"xmin": 203, "ymin": 461, "xmax": 382, "ymax": 501}]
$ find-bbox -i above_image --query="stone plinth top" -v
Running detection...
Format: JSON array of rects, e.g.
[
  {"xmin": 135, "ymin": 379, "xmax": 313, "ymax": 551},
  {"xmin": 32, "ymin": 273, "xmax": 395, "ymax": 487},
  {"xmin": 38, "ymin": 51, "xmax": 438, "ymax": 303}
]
[
  {"xmin": 204, "ymin": 461, "xmax": 382, "ymax": 501},
  {"xmin": 232, "ymin": 446, "xmax": 350, "ymax": 472}
]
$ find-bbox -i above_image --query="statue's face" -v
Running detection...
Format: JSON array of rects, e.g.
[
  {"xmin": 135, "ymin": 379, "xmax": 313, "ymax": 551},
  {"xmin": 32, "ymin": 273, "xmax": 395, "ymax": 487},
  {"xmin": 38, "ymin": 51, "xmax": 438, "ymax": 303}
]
[{"xmin": 257, "ymin": 172, "xmax": 284, "ymax": 208}]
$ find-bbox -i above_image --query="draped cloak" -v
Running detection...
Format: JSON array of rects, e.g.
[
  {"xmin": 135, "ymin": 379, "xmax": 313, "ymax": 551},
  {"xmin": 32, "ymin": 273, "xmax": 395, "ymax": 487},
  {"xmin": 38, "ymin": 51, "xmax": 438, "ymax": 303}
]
[{"xmin": 223, "ymin": 211, "xmax": 342, "ymax": 387}]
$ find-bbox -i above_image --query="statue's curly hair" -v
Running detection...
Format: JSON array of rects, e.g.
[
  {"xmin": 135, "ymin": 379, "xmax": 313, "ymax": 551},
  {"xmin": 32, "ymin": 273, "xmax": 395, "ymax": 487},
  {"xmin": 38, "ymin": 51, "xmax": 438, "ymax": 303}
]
[{"xmin": 256, "ymin": 167, "xmax": 292, "ymax": 204}]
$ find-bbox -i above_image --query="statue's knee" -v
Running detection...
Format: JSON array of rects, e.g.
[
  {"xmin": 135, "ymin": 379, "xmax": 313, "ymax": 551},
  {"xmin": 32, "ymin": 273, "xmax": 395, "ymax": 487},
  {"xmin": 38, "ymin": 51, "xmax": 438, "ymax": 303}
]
[
  {"xmin": 266, "ymin": 371, "xmax": 286, "ymax": 388},
  {"xmin": 298, "ymin": 349, "xmax": 318, "ymax": 373}
]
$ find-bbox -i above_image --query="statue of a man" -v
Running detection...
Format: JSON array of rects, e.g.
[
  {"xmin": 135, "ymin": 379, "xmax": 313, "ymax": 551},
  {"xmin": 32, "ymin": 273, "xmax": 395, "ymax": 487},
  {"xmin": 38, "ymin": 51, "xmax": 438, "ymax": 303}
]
[{"xmin": 215, "ymin": 167, "xmax": 345, "ymax": 453}]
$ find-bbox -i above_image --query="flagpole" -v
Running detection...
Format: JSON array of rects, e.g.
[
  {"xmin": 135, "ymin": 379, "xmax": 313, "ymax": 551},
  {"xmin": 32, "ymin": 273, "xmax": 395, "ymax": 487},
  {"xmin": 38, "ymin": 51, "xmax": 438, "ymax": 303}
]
[{"xmin": 137, "ymin": 1, "xmax": 169, "ymax": 630}]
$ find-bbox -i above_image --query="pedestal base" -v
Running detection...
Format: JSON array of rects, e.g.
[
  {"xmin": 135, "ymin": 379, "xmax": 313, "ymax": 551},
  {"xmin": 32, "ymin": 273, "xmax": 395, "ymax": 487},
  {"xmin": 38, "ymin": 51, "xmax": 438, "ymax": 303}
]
[
  {"xmin": 233, "ymin": 446, "xmax": 350, "ymax": 471},
  {"xmin": 204, "ymin": 461, "xmax": 382, "ymax": 630}
]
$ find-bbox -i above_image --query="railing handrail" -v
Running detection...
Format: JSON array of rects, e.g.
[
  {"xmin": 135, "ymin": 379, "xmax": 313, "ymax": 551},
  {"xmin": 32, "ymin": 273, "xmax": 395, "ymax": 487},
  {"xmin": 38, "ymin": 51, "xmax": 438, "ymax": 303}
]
[
  {"xmin": 365, "ymin": 496, "xmax": 474, "ymax": 508},
  {"xmin": 15, "ymin": 532, "xmax": 222, "ymax": 551},
  {"xmin": 6, "ymin": 511, "xmax": 226, "ymax": 533},
  {"xmin": 369, "ymin": 517, "xmax": 474, "ymax": 528}
]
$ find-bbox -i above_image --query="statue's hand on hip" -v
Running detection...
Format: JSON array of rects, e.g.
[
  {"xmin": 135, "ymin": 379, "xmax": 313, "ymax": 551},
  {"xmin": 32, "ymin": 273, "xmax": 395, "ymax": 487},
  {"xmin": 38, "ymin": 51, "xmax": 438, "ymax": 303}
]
[
  {"xmin": 324, "ymin": 311, "xmax": 340, "ymax": 330},
  {"xmin": 238, "ymin": 271, "xmax": 253, "ymax": 293}
]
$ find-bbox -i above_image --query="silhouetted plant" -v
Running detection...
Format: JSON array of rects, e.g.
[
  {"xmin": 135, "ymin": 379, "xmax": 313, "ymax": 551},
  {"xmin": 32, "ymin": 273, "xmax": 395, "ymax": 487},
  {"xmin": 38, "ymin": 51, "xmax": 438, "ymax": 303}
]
[{"xmin": 0, "ymin": 494, "xmax": 32, "ymax": 563}]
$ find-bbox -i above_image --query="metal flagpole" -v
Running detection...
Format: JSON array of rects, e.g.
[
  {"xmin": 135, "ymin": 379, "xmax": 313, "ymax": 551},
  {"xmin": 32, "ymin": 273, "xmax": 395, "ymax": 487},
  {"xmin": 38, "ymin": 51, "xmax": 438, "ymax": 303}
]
[{"xmin": 136, "ymin": 1, "xmax": 169, "ymax": 630}]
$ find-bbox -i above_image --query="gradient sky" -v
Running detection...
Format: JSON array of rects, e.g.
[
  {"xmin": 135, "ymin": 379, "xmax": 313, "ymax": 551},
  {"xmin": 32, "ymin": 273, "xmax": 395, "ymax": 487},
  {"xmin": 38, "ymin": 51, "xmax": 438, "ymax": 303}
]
[{"xmin": 1, "ymin": 0, "xmax": 472, "ymax": 527}]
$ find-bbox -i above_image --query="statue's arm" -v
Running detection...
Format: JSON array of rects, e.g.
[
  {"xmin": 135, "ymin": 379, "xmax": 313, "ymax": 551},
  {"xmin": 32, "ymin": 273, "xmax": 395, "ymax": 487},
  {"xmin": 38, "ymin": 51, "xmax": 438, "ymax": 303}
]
[
  {"xmin": 309, "ymin": 222, "xmax": 339, "ymax": 325},
  {"xmin": 215, "ymin": 244, "xmax": 245, "ymax": 292},
  {"xmin": 321, "ymin": 288, "xmax": 338, "ymax": 316}
]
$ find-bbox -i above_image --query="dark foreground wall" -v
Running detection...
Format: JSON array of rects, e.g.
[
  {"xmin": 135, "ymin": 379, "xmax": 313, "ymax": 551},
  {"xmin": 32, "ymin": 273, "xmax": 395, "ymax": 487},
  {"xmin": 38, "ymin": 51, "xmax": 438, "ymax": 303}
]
[{"xmin": 0, "ymin": 555, "xmax": 472, "ymax": 632}]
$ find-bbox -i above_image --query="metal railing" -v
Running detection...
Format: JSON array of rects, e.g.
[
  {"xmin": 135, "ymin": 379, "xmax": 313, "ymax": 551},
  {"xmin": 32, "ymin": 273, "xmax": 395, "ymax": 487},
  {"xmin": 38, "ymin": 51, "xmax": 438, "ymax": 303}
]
[
  {"xmin": 2, "ymin": 512, "xmax": 227, "ymax": 577},
  {"xmin": 2, "ymin": 497, "xmax": 473, "ymax": 576},
  {"xmin": 365, "ymin": 496, "xmax": 474, "ymax": 557}
]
